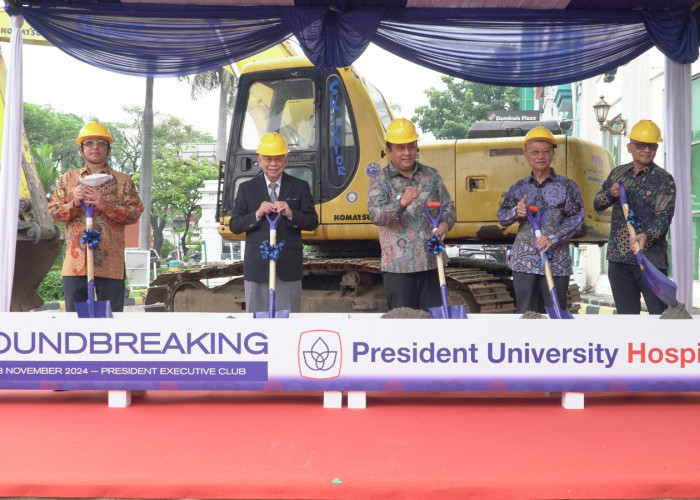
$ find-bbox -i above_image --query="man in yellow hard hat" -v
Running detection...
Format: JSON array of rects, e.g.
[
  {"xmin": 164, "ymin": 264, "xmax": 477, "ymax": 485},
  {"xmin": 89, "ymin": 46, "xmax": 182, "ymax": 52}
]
[
  {"xmin": 48, "ymin": 121, "xmax": 143, "ymax": 312},
  {"xmin": 594, "ymin": 119, "xmax": 675, "ymax": 314},
  {"xmin": 368, "ymin": 118, "xmax": 455, "ymax": 311},
  {"xmin": 497, "ymin": 125, "xmax": 584, "ymax": 314},
  {"xmin": 230, "ymin": 132, "xmax": 318, "ymax": 313}
]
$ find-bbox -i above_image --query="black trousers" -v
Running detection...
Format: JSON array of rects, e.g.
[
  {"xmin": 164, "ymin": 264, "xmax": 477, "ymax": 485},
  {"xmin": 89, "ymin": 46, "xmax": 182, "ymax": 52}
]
[
  {"xmin": 62, "ymin": 276, "xmax": 125, "ymax": 312},
  {"xmin": 382, "ymin": 269, "xmax": 441, "ymax": 312},
  {"xmin": 608, "ymin": 261, "xmax": 667, "ymax": 315},
  {"xmin": 512, "ymin": 271, "xmax": 569, "ymax": 314}
]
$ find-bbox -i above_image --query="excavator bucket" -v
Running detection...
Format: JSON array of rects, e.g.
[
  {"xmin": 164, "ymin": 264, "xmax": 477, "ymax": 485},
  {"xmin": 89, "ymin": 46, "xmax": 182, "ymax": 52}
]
[
  {"xmin": 2, "ymin": 51, "xmax": 63, "ymax": 311},
  {"xmin": 9, "ymin": 132, "xmax": 63, "ymax": 311}
]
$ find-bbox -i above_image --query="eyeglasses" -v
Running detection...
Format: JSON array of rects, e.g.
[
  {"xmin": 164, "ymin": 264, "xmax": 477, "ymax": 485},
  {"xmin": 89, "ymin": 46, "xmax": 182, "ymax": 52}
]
[
  {"xmin": 258, "ymin": 154, "xmax": 287, "ymax": 164},
  {"xmin": 82, "ymin": 139, "xmax": 109, "ymax": 148},
  {"xmin": 631, "ymin": 142, "xmax": 658, "ymax": 152},
  {"xmin": 526, "ymin": 149, "xmax": 554, "ymax": 157}
]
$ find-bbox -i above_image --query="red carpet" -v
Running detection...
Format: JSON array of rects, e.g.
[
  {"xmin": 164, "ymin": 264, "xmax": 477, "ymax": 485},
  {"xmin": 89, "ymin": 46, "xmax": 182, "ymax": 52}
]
[{"xmin": 1, "ymin": 390, "xmax": 700, "ymax": 499}]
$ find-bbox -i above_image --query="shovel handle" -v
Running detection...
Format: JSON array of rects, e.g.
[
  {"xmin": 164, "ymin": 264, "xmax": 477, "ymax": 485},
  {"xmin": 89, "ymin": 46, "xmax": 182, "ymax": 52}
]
[
  {"xmin": 424, "ymin": 201, "xmax": 443, "ymax": 230},
  {"xmin": 618, "ymin": 182, "xmax": 643, "ymax": 255},
  {"xmin": 264, "ymin": 212, "xmax": 283, "ymax": 292},
  {"xmin": 425, "ymin": 202, "xmax": 447, "ymax": 287},
  {"xmin": 81, "ymin": 201, "xmax": 96, "ymax": 284},
  {"xmin": 265, "ymin": 211, "xmax": 283, "ymax": 230}
]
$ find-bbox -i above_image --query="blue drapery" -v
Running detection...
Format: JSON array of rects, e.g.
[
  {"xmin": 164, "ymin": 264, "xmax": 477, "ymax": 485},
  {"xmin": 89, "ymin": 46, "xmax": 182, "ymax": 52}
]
[{"xmin": 11, "ymin": 2, "xmax": 699, "ymax": 85}]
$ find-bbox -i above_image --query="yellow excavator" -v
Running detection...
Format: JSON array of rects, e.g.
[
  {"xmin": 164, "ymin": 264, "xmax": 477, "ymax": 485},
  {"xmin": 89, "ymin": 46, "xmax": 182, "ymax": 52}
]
[
  {"xmin": 0, "ymin": 50, "xmax": 63, "ymax": 311},
  {"xmin": 145, "ymin": 45, "xmax": 614, "ymax": 314}
]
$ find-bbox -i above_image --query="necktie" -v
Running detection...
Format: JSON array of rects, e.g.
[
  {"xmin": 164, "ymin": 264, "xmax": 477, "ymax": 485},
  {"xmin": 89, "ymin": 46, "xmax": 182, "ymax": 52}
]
[{"xmin": 269, "ymin": 182, "xmax": 278, "ymax": 203}]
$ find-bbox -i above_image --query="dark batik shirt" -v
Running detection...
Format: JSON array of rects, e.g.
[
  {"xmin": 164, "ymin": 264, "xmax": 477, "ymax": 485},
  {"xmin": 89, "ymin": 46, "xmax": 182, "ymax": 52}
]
[
  {"xmin": 498, "ymin": 169, "xmax": 584, "ymax": 277},
  {"xmin": 368, "ymin": 161, "xmax": 455, "ymax": 273},
  {"xmin": 593, "ymin": 162, "xmax": 675, "ymax": 269}
]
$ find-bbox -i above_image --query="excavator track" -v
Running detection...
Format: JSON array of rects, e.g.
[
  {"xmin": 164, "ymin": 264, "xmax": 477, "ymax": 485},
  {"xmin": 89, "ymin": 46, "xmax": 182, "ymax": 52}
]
[{"xmin": 145, "ymin": 257, "xmax": 516, "ymax": 314}]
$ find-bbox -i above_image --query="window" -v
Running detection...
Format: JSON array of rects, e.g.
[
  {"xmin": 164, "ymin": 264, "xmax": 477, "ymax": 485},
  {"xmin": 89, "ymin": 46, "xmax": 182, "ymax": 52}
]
[
  {"xmin": 324, "ymin": 75, "xmax": 357, "ymax": 200},
  {"xmin": 240, "ymin": 78, "xmax": 316, "ymax": 151},
  {"xmin": 692, "ymin": 76, "xmax": 700, "ymax": 279},
  {"xmin": 364, "ymin": 78, "xmax": 393, "ymax": 130}
]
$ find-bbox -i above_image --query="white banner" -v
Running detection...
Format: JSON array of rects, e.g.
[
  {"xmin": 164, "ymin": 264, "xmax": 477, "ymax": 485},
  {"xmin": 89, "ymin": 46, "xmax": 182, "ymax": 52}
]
[{"xmin": 0, "ymin": 313, "xmax": 697, "ymax": 391}]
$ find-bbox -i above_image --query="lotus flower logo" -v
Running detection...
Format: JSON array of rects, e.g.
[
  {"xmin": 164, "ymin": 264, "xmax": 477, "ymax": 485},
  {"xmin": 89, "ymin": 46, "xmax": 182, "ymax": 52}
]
[
  {"xmin": 303, "ymin": 337, "xmax": 337, "ymax": 371},
  {"xmin": 298, "ymin": 330, "xmax": 342, "ymax": 379}
]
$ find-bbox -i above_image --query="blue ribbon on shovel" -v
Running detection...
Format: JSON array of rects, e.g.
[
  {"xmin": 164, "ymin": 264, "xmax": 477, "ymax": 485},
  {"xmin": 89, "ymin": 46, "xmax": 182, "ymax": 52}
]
[
  {"xmin": 427, "ymin": 234, "xmax": 445, "ymax": 255},
  {"xmin": 260, "ymin": 240, "xmax": 285, "ymax": 260},
  {"xmin": 81, "ymin": 228, "xmax": 102, "ymax": 249},
  {"xmin": 254, "ymin": 212, "xmax": 290, "ymax": 318},
  {"xmin": 75, "ymin": 201, "xmax": 113, "ymax": 318},
  {"xmin": 424, "ymin": 202, "xmax": 467, "ymax": 319}
]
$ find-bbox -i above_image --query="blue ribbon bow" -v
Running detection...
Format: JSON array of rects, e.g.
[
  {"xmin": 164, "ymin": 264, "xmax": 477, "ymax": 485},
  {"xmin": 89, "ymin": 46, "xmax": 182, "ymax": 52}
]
[
  {"xmin": 427, "ymin": 234, "xmax": 445, "ymax": 256},
  {"xmin": 81, "ymin": 228, "xmax": 102, "ymax": 249},
  {"xmin": 539, "ymin": 248, "xmax": 553, "ymax": 270},
  {"xmin": 626, "ymin": 209, "xmax": 643, "ymax": 230},
  {"xmin": 260, "ymin": 240, "xmax": 286, "ymax": 260}
]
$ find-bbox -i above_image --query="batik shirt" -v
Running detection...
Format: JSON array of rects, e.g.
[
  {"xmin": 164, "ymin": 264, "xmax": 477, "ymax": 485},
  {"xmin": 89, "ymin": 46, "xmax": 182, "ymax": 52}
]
[
  {"xmin": 49, "ymin": 165, "xmax": 143, "ymax": 279},
  {"xmin": 497, "ymin": 169, "xmax": 584, "ymax": 277},
  {"xmin": 368, "ymin": 161, "xmax": 455, "ymax": 273},
  {"xmin": 593, "ymin": 162, "xmax": 675, "ymax": 269}
]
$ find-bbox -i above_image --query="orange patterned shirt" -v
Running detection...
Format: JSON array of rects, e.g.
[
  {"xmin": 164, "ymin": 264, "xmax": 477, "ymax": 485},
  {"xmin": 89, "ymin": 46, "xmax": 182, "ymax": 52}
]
[{"xmin": 49, "ymin": 165, "xmax": 143, "ymax": 279}]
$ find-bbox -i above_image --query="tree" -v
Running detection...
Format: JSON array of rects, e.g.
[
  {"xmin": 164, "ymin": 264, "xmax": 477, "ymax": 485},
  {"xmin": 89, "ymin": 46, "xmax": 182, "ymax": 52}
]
[
  {"xmin": 23, "ymin": 103, "xmax": 84, "ymax": 172},
  {"xmin": 180, "ymin": 67, "xmax": 237, "ymax": 162},
  {"xmin": 134, "ymin": 150, "xmax": 217, "ymax": 258},
  {"xmin": 412, "ymin": 77, "xmax": 520, "ymax": 140},
  {"xmin": 102, "ymin": 109, "xmax": 144, "ymax": 176},
  {"xmin": 31, "ymin": 144, "xmax": 60, "ymax": 194},
  {"xmin": 115, "ymin": 110, "xmax": 214, "ymax": 255},
  {"xmin": 103, "ymin": 106, "xmax": 214, "ymax": 176}
]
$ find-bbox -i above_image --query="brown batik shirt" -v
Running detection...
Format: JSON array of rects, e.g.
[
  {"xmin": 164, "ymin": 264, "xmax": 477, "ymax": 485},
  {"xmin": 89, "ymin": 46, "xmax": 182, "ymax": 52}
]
[{"xmin": 49, "ymin": 165, "xmax": 143, "ymax": 279}]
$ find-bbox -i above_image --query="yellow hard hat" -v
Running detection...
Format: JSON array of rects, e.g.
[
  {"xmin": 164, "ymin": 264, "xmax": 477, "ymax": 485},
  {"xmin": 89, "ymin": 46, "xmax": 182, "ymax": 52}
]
[
  {"xmin": 257, "ymin": 132, "xmax": 289, "ymax": 155},
  {"xmin": 76, "ymin": 121, "xmax": 114, "ymax": 145},
  {"xmin": 385, "ymin": 118, "xmax": 419, "ymax": 145},
  {"xmin": 522, "ymin": 126, "xmax": 556, "ymax": 151},
  {"xmin": 629, "ymin": 120, "xmax": 663, "ymax": 143}
]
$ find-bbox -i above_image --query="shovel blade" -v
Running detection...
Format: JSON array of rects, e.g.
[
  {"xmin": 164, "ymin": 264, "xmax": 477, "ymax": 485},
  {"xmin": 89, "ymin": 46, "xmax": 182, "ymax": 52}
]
[
  {"xmin": 428, "ymin": 304, "xmax": 467, "ymax": 319},
  {"xmin": 544, "ymin": 305, "xmax": 574, "ymax": 319},
  {"xmin": 76, "ymin": 300, "xmax": 113, "ymax": 318},
  {"xmin": 253, "ymin": 289, "xmax": 290, "ymax": 318},
  {"xmin": 429, "ymin": 286, "xmax": 468, "ymax": 318},
  {"xmin": 254, "ymin": 309, "xmax": 290, "ymax": 318},
  {"xmin": 636, "ymin": 252, "xmax": 678, "ymax": 307},
  {"xmin": 545, "ymin": 288, "xmax": 574, "ymax": 319}
]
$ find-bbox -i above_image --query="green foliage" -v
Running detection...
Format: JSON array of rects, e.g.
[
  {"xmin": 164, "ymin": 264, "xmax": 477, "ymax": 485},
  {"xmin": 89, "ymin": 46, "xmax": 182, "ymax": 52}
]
[
  {"xmin": 412, "ymin": 77, "xmax": 520, "ymax": 140},
  {"xmin": 31, "ymin": 144, "xmax": 60, "ymax": 194},
  {"xmin": 38, "ymin": 267, "xmax": 64, "ymax": 302},
  {"xmin": 159, "ymin": 239, "xmax": 175, "ymax": 260},
  {"xmin": 104, "ymin": 107, "xmax": 214, "ymax": 175},
  {"xmin": 179, "ymin": 67, "xmax": 237, "ymax": 111},
  {"xmin": 24, "ymin": 103, "xmax": 84, "ymax": 172},
  {"xmin": 134, "ymin": 150, "xmax": 217, "ymax": 258},
  {"xmin": 38, "ymin": 234, "xmax": 66, "ymax": 303}
]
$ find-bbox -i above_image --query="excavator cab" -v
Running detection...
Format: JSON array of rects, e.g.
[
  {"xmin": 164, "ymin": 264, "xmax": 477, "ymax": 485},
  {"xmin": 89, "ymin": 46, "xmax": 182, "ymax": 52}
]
[{"xmin": 218, "ymin": 58, "xmax": 371, "ymax": 242}]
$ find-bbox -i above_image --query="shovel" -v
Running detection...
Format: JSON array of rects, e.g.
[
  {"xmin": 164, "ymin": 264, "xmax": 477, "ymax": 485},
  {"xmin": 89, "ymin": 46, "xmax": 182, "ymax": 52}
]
[
  {"xmin": 618, "ymin": 181, "xmax": 678, "ymax": 307},
  {"xmin": 424, "ymin": 202, "xmax": 467, "ymax": 319},
  {"xmin": 75, "ymin": 202, "xmax": 113, "ymax": 318},
  {"xmin": 254, "ymin": 212, "xmax": 290, "ymax": 318},
  {"xmin": 526, "ymin": 206, "xmax": 573, "ymax": 319}
]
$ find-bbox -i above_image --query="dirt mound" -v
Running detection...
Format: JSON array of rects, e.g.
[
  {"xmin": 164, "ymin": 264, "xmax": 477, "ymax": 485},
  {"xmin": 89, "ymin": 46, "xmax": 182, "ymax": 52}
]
[
  {"xmin": 520, "ymin": 310, "xmax": 545, "ymax": 319},
  {"xmin": 660, "ymin": 302, "xmax": 693, "ymax": 319},
  {"xmin": 381, "ymin": 307, "xmax": 432, "ymax": 319}
]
